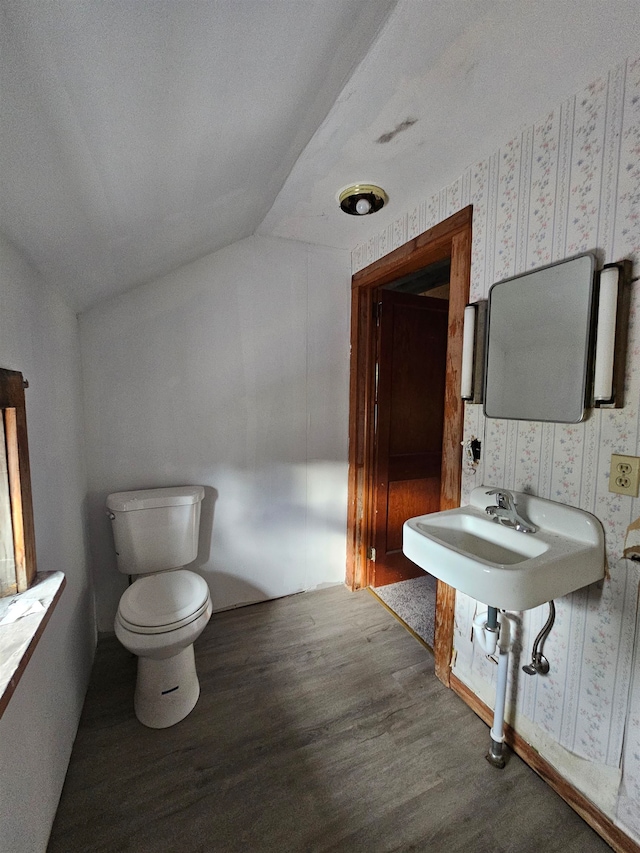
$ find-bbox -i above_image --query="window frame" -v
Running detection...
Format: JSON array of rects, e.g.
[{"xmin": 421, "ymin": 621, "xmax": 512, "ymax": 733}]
[{"xmin": 0, "ymin": 367, "xmax": 37, "ymax": 595}]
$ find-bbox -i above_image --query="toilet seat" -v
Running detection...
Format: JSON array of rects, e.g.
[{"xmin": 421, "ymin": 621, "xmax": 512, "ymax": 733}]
[{"xmin": 117, "ymin": 570, "xmax": 210, "ymax": 635}]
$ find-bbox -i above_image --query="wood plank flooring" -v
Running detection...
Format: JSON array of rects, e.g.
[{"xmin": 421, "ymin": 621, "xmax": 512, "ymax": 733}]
[{"xmin": 47, "ymin": 586, "xmax": 608, "ymax": 853}]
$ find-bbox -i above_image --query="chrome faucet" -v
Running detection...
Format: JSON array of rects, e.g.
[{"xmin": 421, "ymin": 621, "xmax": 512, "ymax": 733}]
[{"xmin": 485, "ymin": 488, "xmax": 537, "ymax": 534}]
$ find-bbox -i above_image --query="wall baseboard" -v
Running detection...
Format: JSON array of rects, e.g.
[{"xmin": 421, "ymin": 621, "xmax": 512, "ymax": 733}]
[{"xmin": 449, "ymin": 674, "xmax": 639, "ymax": 853}]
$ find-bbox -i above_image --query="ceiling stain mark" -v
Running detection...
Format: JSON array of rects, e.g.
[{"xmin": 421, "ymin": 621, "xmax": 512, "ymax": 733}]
[{"xmin": 376, "ymin": 117, "xmax": 418, "ymax": 144}]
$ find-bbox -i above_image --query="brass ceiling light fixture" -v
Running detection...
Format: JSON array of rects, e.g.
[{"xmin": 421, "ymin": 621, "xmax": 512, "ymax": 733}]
[{"xmin": 338, "ymin": 184, "xmax": 388, "ymax": 216}]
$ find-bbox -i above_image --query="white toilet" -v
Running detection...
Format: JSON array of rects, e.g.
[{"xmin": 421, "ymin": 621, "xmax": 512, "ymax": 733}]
[{"xmin": 106, "ymin": 486, "xmax": 212, "ymax": 729}]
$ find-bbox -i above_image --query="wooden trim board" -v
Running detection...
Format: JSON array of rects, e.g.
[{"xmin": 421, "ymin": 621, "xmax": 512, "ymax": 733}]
[
  {"xmin": 0, "ymin": 368, "xmax": 37, "ymax": 594},
  {"xmin": 450, "ymin": 673, "xmax": 640, "ymax": 853}
]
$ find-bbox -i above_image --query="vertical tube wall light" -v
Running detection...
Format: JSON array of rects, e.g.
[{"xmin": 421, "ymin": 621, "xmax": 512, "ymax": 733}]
[
  {"xmin": 461, "ymin": 303, "xmax": 477, "ymax": 400},
  {"xmin": 593, "ymin": 265, "xmax": 619, "ymax": 404}
]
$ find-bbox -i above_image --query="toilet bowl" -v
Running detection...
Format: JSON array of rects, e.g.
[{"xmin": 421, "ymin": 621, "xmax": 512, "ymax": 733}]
[
  {"xmin": 115, "ymin": 570, "xmax": 212, "ymax": 728},
  {"xmin": 107, "ymin": 486, "xmax": 211, "ymax": 729}
]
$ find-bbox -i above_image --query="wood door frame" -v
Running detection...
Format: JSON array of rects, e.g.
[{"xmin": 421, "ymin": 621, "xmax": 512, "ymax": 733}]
[{"xmin": 346, "ymin": 206, "xmax": 472, "ymax": 687}]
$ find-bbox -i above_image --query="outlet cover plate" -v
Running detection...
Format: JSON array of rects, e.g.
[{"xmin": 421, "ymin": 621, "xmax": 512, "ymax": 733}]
[{"xmin": 609, "ymin": 454, "xmax": 640, "ymax": 497}]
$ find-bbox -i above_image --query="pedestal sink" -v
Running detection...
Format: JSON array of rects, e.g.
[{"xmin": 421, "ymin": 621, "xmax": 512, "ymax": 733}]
[{"xmin": 403, "ymin": 486, "xmax": 605, "ymax": 610}]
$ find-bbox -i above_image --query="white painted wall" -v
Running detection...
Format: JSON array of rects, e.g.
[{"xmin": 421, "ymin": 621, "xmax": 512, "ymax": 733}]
[
  {"xmin": 80, "ymin": 235, "xmax": 351, "ymax": 631},
  {"xmin": 0, "ymin": 235, "xmax": 94, "ymax": 853}
]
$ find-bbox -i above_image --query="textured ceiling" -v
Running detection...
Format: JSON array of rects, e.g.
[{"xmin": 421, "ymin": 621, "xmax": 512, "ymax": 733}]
[
  {"xmin": 0, "ymin": 0, "xmax": 396, "ymax": 309},
  {"xmin": 261, "ymin": 0, "xmax": 640, "ymax": 249},
  {"xmin": 1, "ymin": 1, "xmax": 639, "ymax": 311}
]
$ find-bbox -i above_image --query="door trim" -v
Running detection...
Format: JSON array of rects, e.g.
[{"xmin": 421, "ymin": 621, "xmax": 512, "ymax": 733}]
[{"xmin": 346, "ymin": 206, "xmax": 472, "ymax": 686}]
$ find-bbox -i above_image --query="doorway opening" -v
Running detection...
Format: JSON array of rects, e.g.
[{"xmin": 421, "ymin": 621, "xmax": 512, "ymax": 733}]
[
  {"xmin": 346, "ymin": 207, "xmax": 472, "ymax": 686},
  {"xmin": 371, "ymin": 260, "xmax": 450, "ymax": 648}
]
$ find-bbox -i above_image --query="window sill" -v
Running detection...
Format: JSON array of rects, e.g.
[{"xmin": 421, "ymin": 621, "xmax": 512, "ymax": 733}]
[{"xmin": 0, "ymin": 571, "xmax": 66, "ymax": 719}]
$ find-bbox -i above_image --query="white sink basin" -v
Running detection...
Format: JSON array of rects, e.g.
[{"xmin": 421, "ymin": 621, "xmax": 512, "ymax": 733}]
[{"xmin": 403, "ymin": 487, "xmax": 605, "ymax": 610}]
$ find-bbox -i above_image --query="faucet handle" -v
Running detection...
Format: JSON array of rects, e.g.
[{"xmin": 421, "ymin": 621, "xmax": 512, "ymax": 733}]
[{"xmin": 485, "ymin": 488, "xmax": 515, "ymax": 509}]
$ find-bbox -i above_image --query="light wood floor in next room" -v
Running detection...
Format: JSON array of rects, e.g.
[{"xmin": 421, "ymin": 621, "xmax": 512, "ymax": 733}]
[{"xmin": 47, "ymin": 586, "xmax": 608, "ymax": 853}]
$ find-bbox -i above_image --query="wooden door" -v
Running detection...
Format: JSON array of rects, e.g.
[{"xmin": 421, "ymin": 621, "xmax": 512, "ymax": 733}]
[{"xmin": 371, "ymin": 291, "xmax": 448, "ymax": 586}]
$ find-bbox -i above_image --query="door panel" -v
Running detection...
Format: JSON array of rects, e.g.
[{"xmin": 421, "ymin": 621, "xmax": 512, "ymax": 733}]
[
  {"xmin": 372, "ymin": 290, "xmax": 448, "ymax": 586},
  {"xmin": 386, "ymin": 478, "xmax": 441, "ymax": 551}
]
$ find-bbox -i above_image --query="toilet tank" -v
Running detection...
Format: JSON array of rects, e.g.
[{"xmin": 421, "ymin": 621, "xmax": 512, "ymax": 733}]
[{"xmin": 106, "ymin": 486, "xmax": 204, "ymax": 575}]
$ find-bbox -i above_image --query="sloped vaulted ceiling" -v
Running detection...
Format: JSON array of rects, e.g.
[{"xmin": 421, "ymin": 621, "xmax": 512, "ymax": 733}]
[
  {"xmin": 261, "ymin": 0, "xmax": 640, "ymax": 250},
  {"xmin": 0, "ymin": 0, "xmax": 396, "ymax": 309},
  {"xmin": 1, "ymin": 1, "xmax": 639, "ymax": 311}
]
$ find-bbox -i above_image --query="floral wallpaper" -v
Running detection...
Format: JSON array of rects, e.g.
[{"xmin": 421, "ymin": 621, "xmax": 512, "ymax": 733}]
[{"xmin": 352, "ymin": 57, "xmax": 640, "ymax": 841}]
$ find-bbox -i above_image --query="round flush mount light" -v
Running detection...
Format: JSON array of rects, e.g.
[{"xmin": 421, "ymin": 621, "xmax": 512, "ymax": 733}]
[{"xmin": 338, "ymin": 184, "xmax": 388, "ymax": 216}]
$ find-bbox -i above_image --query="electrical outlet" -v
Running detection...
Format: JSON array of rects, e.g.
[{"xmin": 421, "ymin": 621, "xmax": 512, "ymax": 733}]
[{"xmin": 609, "ymin": 454, "xmax": 640, "ymax": 497}]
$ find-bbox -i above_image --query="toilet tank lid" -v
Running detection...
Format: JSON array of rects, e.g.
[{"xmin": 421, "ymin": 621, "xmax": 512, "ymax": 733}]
[{"xmin": 106, "ymin": 486, "xmax": 205, "ymax": 512}]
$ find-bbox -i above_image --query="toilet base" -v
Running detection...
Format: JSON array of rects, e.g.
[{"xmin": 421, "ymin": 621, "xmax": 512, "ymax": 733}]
[{"xmin": 134, "ymin": 644, "xmax": 200, "ymax": 728}]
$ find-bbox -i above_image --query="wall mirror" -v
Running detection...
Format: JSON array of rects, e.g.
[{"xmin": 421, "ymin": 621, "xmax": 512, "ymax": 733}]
[{"xmin": 484, "ymin": 253, "xmax": 596, "ymax": 423}]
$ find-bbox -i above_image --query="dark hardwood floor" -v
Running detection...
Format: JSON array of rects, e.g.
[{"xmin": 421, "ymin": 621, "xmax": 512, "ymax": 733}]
[{"xmin": 47, "ymin": 586, "xmax": 607, "ymax": 852}]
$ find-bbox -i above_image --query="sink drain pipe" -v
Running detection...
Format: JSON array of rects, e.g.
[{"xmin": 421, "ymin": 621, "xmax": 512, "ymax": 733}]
[{"xmin": 473, "ymin": 608, "xmax": 513, "ymax": 769}]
